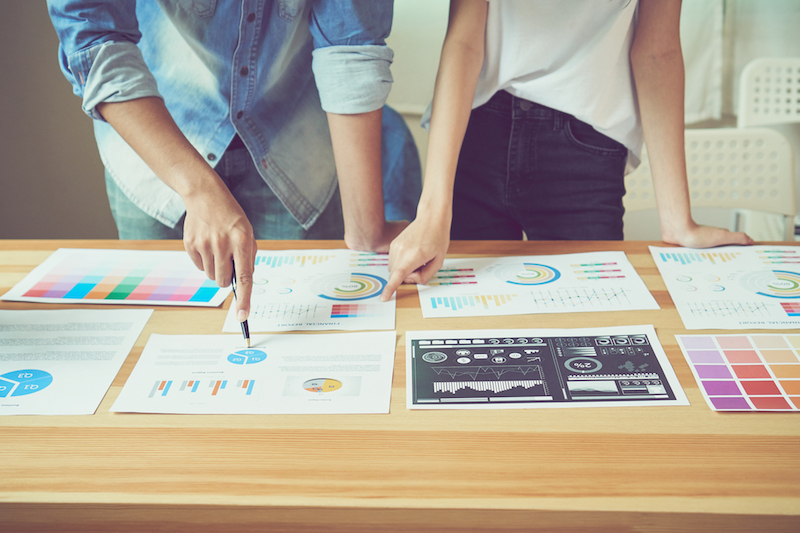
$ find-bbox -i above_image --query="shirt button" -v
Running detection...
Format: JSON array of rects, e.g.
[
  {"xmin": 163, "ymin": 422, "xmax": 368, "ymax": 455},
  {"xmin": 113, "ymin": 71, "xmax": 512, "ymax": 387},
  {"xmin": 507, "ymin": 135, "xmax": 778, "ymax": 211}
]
[
  {"xmin": 207, "ymin": 154, "xmax": 216, "ymax": 161},
  {"xmin": 236, "ymin": 111, "xmax": 243, "ymax": 119},
  {"xmin": 240, "ymin": 66, "xmax": 249, "ymax": 76},
  {"xmin": 247, "ymin": 12, "xmax": 256, "ymax": 22}
]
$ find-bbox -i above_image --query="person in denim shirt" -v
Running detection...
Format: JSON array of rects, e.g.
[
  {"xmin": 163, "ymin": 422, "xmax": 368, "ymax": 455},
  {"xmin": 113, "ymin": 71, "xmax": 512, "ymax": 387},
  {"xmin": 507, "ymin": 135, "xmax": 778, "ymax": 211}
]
[{"xmin": 47, "ymin": 0, "xmax": 417, "ymax": 323}]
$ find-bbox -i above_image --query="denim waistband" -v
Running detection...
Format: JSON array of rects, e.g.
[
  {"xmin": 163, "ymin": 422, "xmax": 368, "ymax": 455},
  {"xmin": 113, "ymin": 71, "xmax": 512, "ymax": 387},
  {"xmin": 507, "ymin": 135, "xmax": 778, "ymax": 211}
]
[{"xmin": 481, "ymin": 90, "xmax": 570, "ymax": 128}]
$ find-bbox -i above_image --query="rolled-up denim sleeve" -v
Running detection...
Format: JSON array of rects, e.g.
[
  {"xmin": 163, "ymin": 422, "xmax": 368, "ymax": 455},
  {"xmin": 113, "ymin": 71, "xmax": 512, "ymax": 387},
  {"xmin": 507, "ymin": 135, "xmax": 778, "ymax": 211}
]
[
  {"xmin": 47, "ymin": 0, "xmax": 161, "ymax": 120},
  {"xmin": 309, "ymin": 0, "xmax": 394, "ymax": 114}
]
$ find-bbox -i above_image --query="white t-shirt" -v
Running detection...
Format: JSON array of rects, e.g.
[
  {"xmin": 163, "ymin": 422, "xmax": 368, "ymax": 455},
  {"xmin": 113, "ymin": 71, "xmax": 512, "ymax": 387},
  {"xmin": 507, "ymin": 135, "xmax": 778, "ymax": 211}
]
[{"xmin": 427, "ymin": 0, "xmax": 643, "ymax": 164}]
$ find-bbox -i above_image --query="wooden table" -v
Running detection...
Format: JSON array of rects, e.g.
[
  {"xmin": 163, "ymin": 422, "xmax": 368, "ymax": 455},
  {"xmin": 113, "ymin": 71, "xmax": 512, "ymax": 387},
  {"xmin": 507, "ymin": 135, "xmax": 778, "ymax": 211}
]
[{"xmin": 1, "ymin": 240, "xmax": 798, "ymax": 532}]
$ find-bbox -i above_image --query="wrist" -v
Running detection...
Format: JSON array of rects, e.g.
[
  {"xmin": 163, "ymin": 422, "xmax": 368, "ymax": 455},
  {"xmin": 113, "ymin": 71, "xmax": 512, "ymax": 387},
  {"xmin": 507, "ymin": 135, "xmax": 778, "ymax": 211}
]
[
  {"xmin": 660, "ymin": 215, "xmax": 698, "ymax": 244},
  {"xmin": 416, "ymin": 196, "xmax": 452, "ymax": 225},
  {"xmin": 176, "ymin": 165, "xmax": 227, "ymax": 204}
]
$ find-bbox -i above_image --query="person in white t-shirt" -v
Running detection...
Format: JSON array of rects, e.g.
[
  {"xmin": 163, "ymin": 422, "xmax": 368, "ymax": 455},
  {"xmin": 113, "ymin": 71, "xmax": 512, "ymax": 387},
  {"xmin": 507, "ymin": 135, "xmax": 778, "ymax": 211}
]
[{"xmin": 380, "ymin": 0, "xmax": 752, "ymax": 301}]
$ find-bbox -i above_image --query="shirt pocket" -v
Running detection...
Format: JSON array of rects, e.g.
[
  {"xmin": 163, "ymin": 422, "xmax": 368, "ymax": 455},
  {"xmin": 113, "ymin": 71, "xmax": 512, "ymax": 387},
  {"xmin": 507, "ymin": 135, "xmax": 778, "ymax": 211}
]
[
  {"xmin": 174, "ymin": 0, "xmax": 217, "ymax": 17},
  {"xmin": 279, "ymin": 0, "xmax": 303, "ymax": 21}
]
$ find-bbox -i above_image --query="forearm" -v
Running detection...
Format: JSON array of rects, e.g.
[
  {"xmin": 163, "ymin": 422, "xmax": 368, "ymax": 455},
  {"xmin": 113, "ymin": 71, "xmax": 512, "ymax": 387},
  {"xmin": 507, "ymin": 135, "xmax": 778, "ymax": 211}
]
[
  {"xmin": 419, "ymin": 0, "xmax": 487, "ymax": 220},
  {"xmin": 97, "ymin": 97, "xmax": 257, "ymax": 311},
  {"xmin": 326, "ymin": 108, "xmax": 389, "ymax": 251},
  {"xmin": 631, "ymin": 0, "xmax": 694, "ymax": 241},
  {"xmin": 632, "ymin": 51, "xmax": 693, "ymax": 239},
  {"xmin": 630, "ymin": 0, "xmax": 752, "ymax": 248},
  {"xmin": 96, "ymin": 97, "xmax": 225, "ymax": 202}
]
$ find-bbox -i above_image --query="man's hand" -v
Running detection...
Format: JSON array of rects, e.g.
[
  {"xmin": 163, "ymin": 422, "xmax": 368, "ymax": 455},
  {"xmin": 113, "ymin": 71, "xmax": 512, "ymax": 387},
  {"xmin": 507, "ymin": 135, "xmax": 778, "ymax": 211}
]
[
  {"xmin": 97, "ymin": 97, "xmax": 258, "ymax": 320},
  {"xmin": 183, "ymin": 183, "xmax": 257, "ymax": 321}
]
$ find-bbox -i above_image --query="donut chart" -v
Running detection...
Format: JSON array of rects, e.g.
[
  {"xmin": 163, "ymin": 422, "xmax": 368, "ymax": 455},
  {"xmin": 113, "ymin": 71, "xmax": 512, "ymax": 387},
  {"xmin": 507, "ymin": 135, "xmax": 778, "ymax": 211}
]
[
  {"xmin": 303, "ymin": 378, "xmax": 343, "ymax": 393},
  {"xmin": 500, "ymin": 263, "xmax": 561, "ymax": 286},
  {"xmin": 316, "ymin": 273, "xmax": 386, "ymax": 301},
  {"xmin": 741, "ymin": 270, "xmax": 800, "ymax": 299},
  {"xmin": 0, "ymin": 369, "xmax": 53, "ymax": 397},
  {"xmin": 227, "ymin": 349, "xmax": 267, "ymax": 365}
]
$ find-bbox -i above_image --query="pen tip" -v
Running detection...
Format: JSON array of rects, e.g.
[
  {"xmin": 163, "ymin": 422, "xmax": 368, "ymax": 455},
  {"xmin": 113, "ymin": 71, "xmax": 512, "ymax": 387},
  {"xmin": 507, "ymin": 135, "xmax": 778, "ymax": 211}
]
[{"xmin": 246, "ymin": 338, "xmax": 251, "ymax": 348}]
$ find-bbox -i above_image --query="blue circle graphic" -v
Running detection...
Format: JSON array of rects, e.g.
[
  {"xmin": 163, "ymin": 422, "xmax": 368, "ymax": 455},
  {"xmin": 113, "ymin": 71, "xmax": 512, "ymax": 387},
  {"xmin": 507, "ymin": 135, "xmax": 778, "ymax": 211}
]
[
  {"xmin": 0, "ymin": 369, "xmax": 53, "ymax": 397},
  {"xmin": 228, "ymin": 349, "xmax": 267, "ymax": 365}
]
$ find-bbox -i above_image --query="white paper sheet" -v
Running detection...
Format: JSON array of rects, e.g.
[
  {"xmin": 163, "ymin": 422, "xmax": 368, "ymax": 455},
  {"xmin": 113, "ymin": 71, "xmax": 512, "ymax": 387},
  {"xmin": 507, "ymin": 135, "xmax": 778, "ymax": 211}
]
[
  {"xmin": 417, "ymin": 252, "xmax": 659, "ymax": 318},
  {"xmin": 222, "ymin": 249, "xmax": 395, "ymax": 332},
  {"xmin": 651, "ymin": 245, "xmax": 800, "ymax": 329},
  {"xmin": 406, "ymin": 325, "xmax": 688, "ymax": 409},
  {"xmin": 1, "ymin": 248, "xmax": 230, "ymax": 307},
  {"xmin": 0, "ymin": 309, "xmax": 152, "ymax": 415},
  {"xmin": 111, "ymin": 331, "xmax": 397, "ymax": 414}
]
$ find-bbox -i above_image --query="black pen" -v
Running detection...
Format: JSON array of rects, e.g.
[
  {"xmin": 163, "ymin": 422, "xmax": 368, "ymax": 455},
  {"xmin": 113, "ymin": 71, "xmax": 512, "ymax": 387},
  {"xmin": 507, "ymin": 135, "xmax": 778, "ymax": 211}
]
[{"xmin": 231, "ymin": 265, "xmax": 251, "ymax": 348}]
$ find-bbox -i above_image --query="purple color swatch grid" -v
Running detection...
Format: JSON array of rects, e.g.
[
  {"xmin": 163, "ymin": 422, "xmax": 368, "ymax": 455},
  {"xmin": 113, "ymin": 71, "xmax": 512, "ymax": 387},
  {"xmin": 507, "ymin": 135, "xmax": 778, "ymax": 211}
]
[{"xmin": 678, "ymin": 334, "xmax": 800, "ymax": 412}]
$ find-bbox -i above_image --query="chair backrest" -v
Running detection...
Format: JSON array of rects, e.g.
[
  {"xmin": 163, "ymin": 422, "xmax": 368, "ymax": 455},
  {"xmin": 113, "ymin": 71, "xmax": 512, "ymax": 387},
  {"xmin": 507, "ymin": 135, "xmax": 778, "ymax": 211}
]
[
  {"xmin": 738, "ymin": 57, "xmax": 800, "ymax": 128},
  {"xmin": 624, "ymin": 127, "xmax": 796, "ymax": 239}
]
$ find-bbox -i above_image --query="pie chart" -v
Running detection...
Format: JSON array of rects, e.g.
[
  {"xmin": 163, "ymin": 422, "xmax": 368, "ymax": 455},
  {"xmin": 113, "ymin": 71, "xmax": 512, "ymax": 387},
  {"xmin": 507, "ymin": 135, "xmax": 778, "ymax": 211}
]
[
  {"xmin": 303, "ymin": 378, "xmax": 342, "ymax": 393},
  {"xmin": 0, "ymin": 369, "xmax": 53, "ymax": 397},
  {"xmin": 227, "ymin": 349, "xmax": 267, "ymax": 365}
]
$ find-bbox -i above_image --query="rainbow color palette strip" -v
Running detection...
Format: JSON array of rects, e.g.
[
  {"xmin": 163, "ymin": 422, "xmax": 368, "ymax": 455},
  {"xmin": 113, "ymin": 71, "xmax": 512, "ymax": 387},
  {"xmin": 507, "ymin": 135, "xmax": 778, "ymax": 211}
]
[
  {"xmin": 676, "ymin": 334, "xmax": 800, "ymax": 411},
  {"xmin": 1, "ymin": 248, "xmax": 230, "ymax": 307}
]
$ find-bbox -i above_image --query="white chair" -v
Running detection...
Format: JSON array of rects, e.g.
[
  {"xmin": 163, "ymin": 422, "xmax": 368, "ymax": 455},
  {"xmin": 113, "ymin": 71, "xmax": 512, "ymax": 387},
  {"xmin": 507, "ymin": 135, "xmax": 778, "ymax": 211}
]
[
  {"xmin": 624, "ymin": 127, "xmax": 796, "ymax": 241},
  {"xmin": 738, "ymin": 57, "xmax": 800, "ymax": 128},
  {"xmin": 735, "ymin": 58, "xmax": 800, "ymax": 240}
]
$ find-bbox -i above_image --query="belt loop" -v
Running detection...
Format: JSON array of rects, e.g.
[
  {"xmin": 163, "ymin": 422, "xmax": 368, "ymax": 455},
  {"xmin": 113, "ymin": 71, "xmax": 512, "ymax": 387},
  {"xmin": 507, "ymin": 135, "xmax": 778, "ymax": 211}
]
[
  {"xmin": 553, "ymin": 110, "xmax": 563, "ymax": 131},
  {"xmin": 509, "ymin": 92, "xmax": 518, "ymax": 119}
]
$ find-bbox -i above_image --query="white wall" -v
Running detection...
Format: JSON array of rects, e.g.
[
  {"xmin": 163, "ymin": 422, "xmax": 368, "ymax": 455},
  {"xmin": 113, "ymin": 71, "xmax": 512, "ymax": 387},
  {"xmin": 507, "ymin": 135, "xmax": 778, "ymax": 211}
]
[
  {"xmin": 0, "ymin": 2, "xmax": 116, "ymax": 239},
  {"xmin": 385, "ymin": 0, "xmax": 448, "ymax": 175}
]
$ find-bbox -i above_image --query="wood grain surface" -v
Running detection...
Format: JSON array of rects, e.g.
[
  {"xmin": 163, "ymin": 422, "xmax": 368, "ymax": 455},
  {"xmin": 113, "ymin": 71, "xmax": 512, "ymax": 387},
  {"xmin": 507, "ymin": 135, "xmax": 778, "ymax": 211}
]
[{"xmin": 0, "ymin": 240, "xmax": 798, "ymax": 533}]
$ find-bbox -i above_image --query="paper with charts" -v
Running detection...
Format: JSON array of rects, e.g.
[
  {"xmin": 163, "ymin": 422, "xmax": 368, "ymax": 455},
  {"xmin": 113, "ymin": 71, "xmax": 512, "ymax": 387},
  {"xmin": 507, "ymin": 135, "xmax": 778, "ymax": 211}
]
[
  {"xmin": 406, "ymin": 325, "xmax": 687, "ymax": 409},
  {"xmin": 1, "ymin": 248, "xmax": 230, "ymax": 307},
  {"xmin": 0, "ymin": 309, "xmax": 152, "ymax": 415},
  {"xmin": 416, "ymin": 252, "xmax": 658, "ymax": 318},
  {"xmin": 111, "ymin": 331, "xmax": 397, "ymax": 414},
  {"xmin": 676, "ymin": 333, "xmax": 800, "ymax": 412},
  {"xmin": 651, "ymin": 245, "xmax": 800, "ymax": 329},
  {"xmin": 222, "ymin": 249, "xmax": 394, "ymax": 332}
]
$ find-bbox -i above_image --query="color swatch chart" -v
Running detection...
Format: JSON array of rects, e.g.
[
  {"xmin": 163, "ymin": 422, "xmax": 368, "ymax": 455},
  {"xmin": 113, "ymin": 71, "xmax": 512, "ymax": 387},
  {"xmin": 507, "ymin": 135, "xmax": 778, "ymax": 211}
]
[
  {"xmin": 1, "ymin": 248, "xmax": 230, "ymax": 307},
  {"xmin": 676, "ymin": 334, "xmax": 800, "ymax": 411},
  {"xmin": 222, "ymin": 249, "xmax": 394, "ymax": 332},
  {"xmin": 417, "ymin": 252, "xmax": 659, "ymax": 318},
  {"xmin": 406, "ymin": 325, "xmax": 688, "ymax": 409},
  {"xmin": 651, "ymin": 245, "xmax": 800, "ymax": 329}
]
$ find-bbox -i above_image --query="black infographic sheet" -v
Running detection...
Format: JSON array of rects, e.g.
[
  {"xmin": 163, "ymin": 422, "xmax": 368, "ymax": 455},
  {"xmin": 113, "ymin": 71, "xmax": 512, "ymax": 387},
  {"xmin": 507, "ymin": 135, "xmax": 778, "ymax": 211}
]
[{"xmin": 406, "ymin": 325, "xmax": 688, "ymax": 409}]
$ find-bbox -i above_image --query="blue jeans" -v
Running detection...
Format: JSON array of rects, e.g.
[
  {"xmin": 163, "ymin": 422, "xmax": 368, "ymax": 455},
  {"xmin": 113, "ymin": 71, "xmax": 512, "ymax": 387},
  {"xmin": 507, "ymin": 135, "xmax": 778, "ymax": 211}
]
[
  {"xmin": 451, "ymin": 91, "xmax": 628, "ymax": 241},
  {"xmin": 106, "ymin": 135, "xmax": 345, "ymax": 240},
  {"xmin": 382, "ymin": 105, "xmax": 422, "ymax": 221}
]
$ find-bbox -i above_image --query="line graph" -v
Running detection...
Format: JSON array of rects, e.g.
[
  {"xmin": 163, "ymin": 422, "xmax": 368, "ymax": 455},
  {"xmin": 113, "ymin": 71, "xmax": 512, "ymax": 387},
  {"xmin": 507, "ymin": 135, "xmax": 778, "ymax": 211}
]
[
  {"xmin": 687, "ymin": 300, "xmax": 772, "ymax": 318},
  {"xmin": 250, "ymin": 303, "xmax": 326, "ymax": 322},
  {"xmin": 432, "ymin": 365, "xmax": 544, "ymax": 381},
  {"xmin": 529, "ymin": 287, "xmax": 633, "ymax": 309}
]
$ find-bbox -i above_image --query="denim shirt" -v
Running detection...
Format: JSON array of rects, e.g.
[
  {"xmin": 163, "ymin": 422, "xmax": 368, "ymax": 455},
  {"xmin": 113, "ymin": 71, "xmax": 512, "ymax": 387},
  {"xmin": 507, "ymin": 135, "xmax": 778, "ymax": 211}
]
[{"xmin": 47, "ymin": 0, "xmax": 394, "ymax": 229}]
